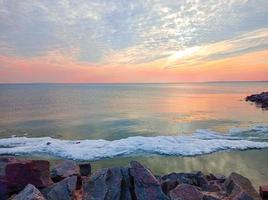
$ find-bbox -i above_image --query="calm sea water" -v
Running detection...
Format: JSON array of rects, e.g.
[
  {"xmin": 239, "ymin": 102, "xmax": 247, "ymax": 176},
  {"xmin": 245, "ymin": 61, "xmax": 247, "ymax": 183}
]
[
  {"xmin": 1, "ymin": 82, "xmax": 268, "ymax": 139},
  {"xmin": 0, "ymin": 82, "xmax": 268, "ymax": 187}
]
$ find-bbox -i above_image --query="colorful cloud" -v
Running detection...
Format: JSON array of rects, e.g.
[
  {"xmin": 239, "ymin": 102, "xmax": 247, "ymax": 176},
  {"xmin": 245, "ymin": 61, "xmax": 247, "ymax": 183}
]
[{"xmin": 0, "ymin": 0, "xmax": 268, "ymax": 83}]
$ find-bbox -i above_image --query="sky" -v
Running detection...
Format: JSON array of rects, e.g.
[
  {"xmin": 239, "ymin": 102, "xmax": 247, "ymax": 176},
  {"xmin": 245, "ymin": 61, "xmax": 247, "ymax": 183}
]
[{"xmin": 0, "ymin": 0, "xmax": 268, "ymax": 83}]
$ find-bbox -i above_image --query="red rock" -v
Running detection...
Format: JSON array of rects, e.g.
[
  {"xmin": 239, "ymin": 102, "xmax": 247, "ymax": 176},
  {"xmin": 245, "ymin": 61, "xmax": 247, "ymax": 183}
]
[
  {"xmin": 224, "ymin": 172, "xmax": 261, "ymax": 200},
  {"xmin": 168, "ymin": 184, "xmax": 204, "ymax": 200},
  {"xmin": 50, "ymin": 160, "xmax": 80, "ymax": 182},
  {"xmin": 260, "ymin": 185, "xmax": 268, "ymax": 199},
  {"xmin": 130, "ymin": 161, "xmax": 169, "ymax": 200},
  {"xmin": 0, "ymin": 157, "xmax": 52, "ymax": 199}
]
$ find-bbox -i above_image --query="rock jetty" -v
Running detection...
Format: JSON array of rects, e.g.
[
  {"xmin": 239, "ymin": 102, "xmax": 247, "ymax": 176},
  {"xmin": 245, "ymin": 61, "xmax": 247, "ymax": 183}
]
[
  {"xmin": 246, "ymin": 92, "xmax": 268, "ymax": 110},
  {"xmin": 0, "ymin": 157, "xmax": 265, "ymax": 200}
]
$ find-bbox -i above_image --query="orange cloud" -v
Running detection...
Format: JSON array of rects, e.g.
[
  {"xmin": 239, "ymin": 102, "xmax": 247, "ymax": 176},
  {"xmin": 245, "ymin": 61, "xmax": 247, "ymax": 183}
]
[{"xmin": 0, "ymin": 49, "xmax": 268, "ymax": 83}]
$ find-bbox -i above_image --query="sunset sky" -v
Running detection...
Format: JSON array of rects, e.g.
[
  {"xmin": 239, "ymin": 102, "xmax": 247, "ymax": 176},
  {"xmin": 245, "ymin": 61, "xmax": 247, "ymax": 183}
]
[{"xmin": 0, "ymin": 0, "xmax": 268, "ymax": 83}]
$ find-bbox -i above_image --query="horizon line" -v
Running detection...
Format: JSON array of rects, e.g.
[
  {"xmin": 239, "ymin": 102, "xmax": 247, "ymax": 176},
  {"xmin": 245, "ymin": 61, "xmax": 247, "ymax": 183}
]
[{"xmin": 0, "ymin": 80, "xmax": 268, "ymax": 85}]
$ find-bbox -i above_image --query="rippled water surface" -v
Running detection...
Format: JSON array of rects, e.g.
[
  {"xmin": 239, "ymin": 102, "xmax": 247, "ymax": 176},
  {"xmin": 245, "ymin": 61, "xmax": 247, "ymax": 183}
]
[
  {"xmin": 1, "ymin": 82, "xmax": 268, "ymax": 139},
  {"xmin": 0, "ymin": 82, "xmax": 268, "ymax": 187}
]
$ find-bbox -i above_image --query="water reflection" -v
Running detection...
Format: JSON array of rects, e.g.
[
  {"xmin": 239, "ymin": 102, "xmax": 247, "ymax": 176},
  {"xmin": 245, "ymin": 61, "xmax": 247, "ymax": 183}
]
[
  {"xmin": 91, "ymin": 149, "xmax": 268, "ymax": 189},
  {"xmin": 1, "ymin": 82, "xmax": 268, "ymax": 139}
]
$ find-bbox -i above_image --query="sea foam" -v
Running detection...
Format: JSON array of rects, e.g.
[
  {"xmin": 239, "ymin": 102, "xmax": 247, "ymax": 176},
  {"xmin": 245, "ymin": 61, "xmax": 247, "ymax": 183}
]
[{"xmin": 0, "ymin": 125, "xmax": 268, "ymax": 161}]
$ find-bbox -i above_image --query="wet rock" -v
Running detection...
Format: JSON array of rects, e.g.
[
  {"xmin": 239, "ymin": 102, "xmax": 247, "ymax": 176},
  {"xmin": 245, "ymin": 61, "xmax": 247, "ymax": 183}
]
[
  {"xmin": 246, "ymin": 92, "xmax": 268, "ymax": 110},
  {"xmin": 83, "ymin": 167, "xmax": 132, "ymax": 200},
  {"xmin": 51, "ymin": 160, "xmax": 80, "ymax": 182},
  {"xmin": 129, "ymin": 161, "xmax": 169, "ymax": 200},
  {"xmin": 224, "ymin": 172, "xmax": 261, "ymax": 200},
  {"xmin": 0, "ymin": 157, "xmax": 52, "ymax": 199},
  {"xmin": 11, "ymin": 184, "xmax": 46, "ymax": 200},
  {"xmin": 44, "ymin": 176, "xmax": 77, "ymax": 200},
  {"xmin": 79, "ymin": 163, "xmax": 91, "ymax": 176},
  {"xmin": 168, "ymin": 184, "xmax": 203, "ymax": 200}
]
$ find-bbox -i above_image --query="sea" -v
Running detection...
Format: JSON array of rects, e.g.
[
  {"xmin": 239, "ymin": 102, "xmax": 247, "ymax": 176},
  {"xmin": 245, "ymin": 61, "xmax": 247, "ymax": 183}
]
[{"xmin": 0, "ymin": 82, "xmax": 268, "ymax": 187}]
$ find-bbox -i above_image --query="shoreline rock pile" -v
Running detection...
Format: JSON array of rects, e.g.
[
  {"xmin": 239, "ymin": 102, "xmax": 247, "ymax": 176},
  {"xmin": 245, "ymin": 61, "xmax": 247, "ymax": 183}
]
[
  {"xmin": 246, "ymin": 92, "xmax": 268, "ymax": 110},
  {"xmin": 0, "ymin": 157, "xmax": 264, "ymax": 200}
]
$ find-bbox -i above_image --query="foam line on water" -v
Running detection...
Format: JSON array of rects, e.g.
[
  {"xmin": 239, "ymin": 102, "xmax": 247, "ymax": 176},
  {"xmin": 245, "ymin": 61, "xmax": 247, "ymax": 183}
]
[{"xmin": 0, "ymin": 125, "xmax": 268, "ymax": 161}]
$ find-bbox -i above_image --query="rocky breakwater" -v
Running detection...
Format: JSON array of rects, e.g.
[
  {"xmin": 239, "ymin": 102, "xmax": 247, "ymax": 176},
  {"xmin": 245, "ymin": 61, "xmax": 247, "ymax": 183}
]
[
  {"xmin": 0, "ymin": 157, "xmax": 265, "ymax": 200},
  {"xmin": 246, "ymin": 92, "xmax": 268, "ymax": 110}
]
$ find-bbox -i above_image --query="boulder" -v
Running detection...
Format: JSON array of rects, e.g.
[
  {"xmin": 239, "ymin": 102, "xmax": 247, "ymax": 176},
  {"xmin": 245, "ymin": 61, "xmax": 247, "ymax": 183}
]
[
  {"xmin": 259, "ymin": 185, "xmax": 268, "ymax": 199},
  {"xmin": 224, "ymin": 172, "xmax": 261, "ymax": 200},
  {"xmin": 83, "ymin": 167, "xmax": 132, "ymax": 200},
  {"xmin": 44, "ymin": 176, "xmax": 77, "ymax": 200},
  {"xmin": 161, "ymin": 171, "xmax": 209, "ymax": 191},
  {"xmin": 11, "ymin": 184, "xmax": 46, "ymax": 200},
  {"xmin": 168, "ymin": 184, "xmax": 204, "ymax": 200},
  {"xmin": 50, "ymin": 161, "xmax": 80, "ymax": 182},
  {"xmin": 79, "ymin": 163, "xmax": 91, "ymax": 176},
  {"xmin": 129, "ymin": 161, "xmax": 169, "ymax": 200},
  {"xmin": 0, "ymin": 157, "xmax": 52, "ymax": 199}
]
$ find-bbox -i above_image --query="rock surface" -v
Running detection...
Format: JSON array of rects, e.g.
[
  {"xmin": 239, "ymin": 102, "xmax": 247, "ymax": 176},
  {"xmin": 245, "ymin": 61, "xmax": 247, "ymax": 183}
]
[
  {"xmin": 79, "ymin": 163, "xmax": 91, "ymax": 176},
  {"xmin": 246, "ymin": 91, "xmax": 268, "ymax": 110},
  {"xmin": 83, "ymin": 167, "xmax": 132, "ymax": 200},
  {"xmin": 50, "ymin": 161, "xmax": 80, "ymax": 182},
  {"xmin": 129, "ymin": 161, "xmax": 169, "ymax": 200},
  {"xmin": 224, "ymin": 172, "xmax": 261, "ymax": 200},
  {"xmin": 44, "ymin": 176, "xmax": 77, "ymax": 200},
  {"xmin": 168, "ymin": 183, "xmax": 204, "ymax": 200},
  {"xmin": 0, "ymin": 157, "xmax": 263, "ymax": 200},
  {"xmin": 0, "ymin": 157, "xmax": 52, "ymax": 199},
  {"xmin": 11, "ymin": 184, "xmax": 46, "ymax": 200},
  {"xmin": 260, "ymin": 185, "xmax": 268, "ymax": 199}
]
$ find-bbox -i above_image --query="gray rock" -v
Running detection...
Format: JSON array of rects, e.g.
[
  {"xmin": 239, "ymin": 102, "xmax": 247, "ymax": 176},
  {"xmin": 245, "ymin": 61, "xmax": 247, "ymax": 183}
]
[
  {"xmin": 45, "ymin": 176, "xmax": 77, "ymax": 200},
  {"xmin": 50, "ymin": 161, "xmax": 80, "ymax": 182},
  {"xmin": 11, "ymin": 184, "xmax": 46, "ymax": 200},
  {"xmin": 224, "ymin": 172, "xmax": 261, "ymax": 200},
  {"xmin": 83, "ymin": 167, "xmax": 132, "ymax": 200},
  {"xmin": 162, "ymin": 171, "xmax": 209, "ymax": 191}
]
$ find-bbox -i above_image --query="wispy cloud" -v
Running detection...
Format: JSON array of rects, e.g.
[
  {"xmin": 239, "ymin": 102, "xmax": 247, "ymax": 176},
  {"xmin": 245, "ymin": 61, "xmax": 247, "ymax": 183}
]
[{"xmin": 0, "ymin": 0, "xmax": 268, "ymax": 82}]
